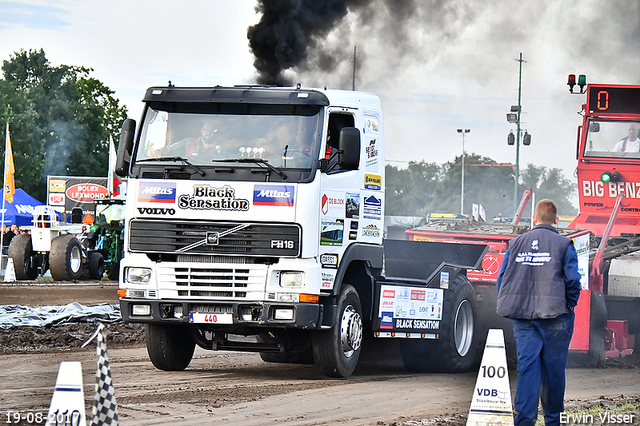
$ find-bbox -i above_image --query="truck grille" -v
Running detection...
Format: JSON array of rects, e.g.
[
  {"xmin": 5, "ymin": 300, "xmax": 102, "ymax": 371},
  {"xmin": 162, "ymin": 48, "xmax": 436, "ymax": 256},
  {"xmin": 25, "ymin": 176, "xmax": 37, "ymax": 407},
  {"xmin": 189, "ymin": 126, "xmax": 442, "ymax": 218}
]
[
  {"xmin": 157, "ymin": 263, "xmax": 267, "ymax": 300},
  {"xmin": 129, "ymin": 219, "xmax": 301, "ymax": 257}
]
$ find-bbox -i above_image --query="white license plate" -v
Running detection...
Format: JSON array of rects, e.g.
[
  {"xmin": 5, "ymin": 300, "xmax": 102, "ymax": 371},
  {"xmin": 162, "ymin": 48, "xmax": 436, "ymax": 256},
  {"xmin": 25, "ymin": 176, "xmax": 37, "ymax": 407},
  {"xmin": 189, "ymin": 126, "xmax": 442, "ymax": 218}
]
[{"xmin": 189, "ymin": 312, "xmax": 233, "ymax": 324}]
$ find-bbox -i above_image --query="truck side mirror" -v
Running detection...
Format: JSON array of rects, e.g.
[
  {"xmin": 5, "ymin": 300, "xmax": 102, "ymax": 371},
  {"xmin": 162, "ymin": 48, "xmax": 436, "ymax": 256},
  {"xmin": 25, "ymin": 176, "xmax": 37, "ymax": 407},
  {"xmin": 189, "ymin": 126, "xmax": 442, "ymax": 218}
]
[
  {"xmin": 115, "ymin": 119, "xmax": 136, "ymax": 177},
  {"xmin": 339, "ymin": 127, "xmax": 360, "ymax": 170}
]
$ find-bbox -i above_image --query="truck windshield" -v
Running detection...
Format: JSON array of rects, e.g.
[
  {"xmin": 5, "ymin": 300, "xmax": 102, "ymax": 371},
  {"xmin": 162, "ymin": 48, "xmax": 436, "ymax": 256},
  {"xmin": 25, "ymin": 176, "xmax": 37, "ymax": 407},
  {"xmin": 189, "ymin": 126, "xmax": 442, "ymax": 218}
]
[
  {"xmin": 135, "ymin": 107, "xmax": 322, "ymax": 169},
  {"xmin": 584, "ymin": 119, "xmax": 640, "ymax": 159}
]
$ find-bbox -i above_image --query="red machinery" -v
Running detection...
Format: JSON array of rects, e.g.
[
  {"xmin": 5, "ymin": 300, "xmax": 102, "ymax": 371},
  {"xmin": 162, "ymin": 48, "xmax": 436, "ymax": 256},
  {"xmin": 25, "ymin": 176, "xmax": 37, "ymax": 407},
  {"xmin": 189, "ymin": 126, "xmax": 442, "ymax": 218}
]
[
  {"xmin": 567, "ymin": 81, "xmax": 640, "ymax": 363},
  {"xmin": 406, "ymin": 80, "xmax": 640, "ymax": 366},
  {"xmin": 406, "ymin": 199, "xmax": 591, "ymax": 363}
]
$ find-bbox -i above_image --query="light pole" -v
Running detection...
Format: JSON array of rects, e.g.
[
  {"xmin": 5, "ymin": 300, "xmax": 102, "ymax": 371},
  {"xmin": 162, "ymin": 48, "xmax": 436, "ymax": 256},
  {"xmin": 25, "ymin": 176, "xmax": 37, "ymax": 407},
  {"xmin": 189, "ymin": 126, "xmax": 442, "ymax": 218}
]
[
  {"xmin": 457, "ymin": 128, "xmax": 470, "ymax": 215},
  {"xmin": 506, "ymin": 53, "xmax": 527, "ymax": 215}
]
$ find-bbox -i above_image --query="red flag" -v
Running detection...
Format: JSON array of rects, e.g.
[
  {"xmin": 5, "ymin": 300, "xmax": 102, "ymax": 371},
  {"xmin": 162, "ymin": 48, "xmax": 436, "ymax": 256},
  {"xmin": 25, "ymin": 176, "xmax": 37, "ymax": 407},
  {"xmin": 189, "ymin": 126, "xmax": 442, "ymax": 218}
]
[{"xmin": 108, "ymin": 136, "xmax": 121, "ymax": 197}]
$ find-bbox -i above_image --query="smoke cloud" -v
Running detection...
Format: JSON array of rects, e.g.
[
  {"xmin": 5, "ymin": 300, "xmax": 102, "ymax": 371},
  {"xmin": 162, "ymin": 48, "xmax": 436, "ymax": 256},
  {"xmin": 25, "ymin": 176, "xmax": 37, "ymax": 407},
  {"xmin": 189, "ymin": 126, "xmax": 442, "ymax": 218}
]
[
  {"xmin": 248, "ymin": 0, "xmax": 640, "ymax": 90},
  {"xmin": 247, "ymin": 0, "xmax": 372, "ymax": 86},
  {"xmin": 246, "ymin": 0, "xmax": 640, "ymax": 194}
]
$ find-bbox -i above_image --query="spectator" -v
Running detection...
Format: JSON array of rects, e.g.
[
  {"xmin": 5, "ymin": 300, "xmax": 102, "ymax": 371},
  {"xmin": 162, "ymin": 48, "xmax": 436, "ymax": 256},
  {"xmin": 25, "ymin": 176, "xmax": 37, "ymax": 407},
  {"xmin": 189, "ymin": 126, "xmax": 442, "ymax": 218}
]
[
  {"xmin": 2, "ymin": 225, "xmax": 15, "ymax": 255},
  {"xmin": 496, "ymin": 199, "xmax": 581, "ymax": 426}
]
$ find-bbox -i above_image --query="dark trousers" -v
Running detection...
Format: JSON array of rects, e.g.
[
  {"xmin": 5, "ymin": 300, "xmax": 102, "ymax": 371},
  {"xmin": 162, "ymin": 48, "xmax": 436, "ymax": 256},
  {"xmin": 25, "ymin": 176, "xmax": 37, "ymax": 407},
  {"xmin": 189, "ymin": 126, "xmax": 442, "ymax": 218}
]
[{"xmin": 512, "ymin": 312, "xmax": 575, "ymax": 426}]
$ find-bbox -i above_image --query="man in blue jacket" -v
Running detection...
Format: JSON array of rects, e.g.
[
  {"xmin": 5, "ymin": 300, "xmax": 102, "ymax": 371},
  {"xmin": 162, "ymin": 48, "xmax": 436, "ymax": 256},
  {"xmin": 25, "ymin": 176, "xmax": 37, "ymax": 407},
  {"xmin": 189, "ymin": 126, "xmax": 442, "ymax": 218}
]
[{"xmin": 496, "ymin": 199, "xmax": 582, "ymax": 426}]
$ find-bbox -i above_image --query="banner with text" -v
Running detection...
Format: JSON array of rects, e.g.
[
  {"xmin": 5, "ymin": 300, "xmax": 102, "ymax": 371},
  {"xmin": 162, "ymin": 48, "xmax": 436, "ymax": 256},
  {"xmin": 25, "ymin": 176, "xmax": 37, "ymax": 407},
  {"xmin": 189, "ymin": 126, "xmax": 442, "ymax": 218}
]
[{"xmin": 47, "ymin": 175, "xmax": 108, "ymax": 216}]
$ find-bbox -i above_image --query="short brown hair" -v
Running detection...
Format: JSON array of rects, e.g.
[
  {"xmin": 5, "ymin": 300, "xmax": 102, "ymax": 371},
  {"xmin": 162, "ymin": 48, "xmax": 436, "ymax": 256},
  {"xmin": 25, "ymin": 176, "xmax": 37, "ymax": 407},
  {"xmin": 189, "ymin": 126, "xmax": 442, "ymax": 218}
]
[{"xmin": 535, "ymin": 199, "xmax": 557, "ymax": 224}]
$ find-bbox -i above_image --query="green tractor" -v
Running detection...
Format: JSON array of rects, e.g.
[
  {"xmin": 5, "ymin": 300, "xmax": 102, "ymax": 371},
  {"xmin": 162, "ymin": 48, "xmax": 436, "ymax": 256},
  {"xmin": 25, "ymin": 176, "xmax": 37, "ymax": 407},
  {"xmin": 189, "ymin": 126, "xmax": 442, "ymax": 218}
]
[{"xmin": 84, "ymin": 198, "xmax": 125, "ymax": 281}]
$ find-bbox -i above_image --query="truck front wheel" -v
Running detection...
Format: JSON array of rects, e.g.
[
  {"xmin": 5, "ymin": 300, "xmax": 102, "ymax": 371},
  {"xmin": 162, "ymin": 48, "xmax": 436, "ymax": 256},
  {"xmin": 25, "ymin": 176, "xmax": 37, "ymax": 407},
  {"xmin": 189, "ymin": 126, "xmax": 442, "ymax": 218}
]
[
  {"xmin": 146, "ymin": 324, "xmax": 196, "ymax": 371},
  {"xmin": 50, "ymin": 234, "xmax": 83, "ymax": 281},
  {"xmin": 401, "ymin": 275, "xmax": 481, "ymax": 373},
  {"xmin": 8, "ymin": 233, "xmax": 38, "ymax": 280},
  {"xmin": 312, "ymin": 285, "xmax": 363, "ymax": 378}
]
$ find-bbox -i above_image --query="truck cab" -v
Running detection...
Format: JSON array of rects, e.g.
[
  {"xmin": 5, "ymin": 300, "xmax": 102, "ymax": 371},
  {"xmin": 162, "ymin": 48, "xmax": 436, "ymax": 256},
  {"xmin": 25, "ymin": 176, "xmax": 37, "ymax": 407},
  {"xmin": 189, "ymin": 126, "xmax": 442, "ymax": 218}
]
[
  {"xmin": 116, "ymin": 85, "xmax": 387, "ymax": 376},
  {"xmin": 571, "ymin": 85, "xmax": 640, "ymax": 235},
  {"xmin": 568, "ymin": 84, "xmax": 640, "ymax": 362},
  {"xmin": 116, "ymin": 84, "xmax": 489, "ymax": 378}
]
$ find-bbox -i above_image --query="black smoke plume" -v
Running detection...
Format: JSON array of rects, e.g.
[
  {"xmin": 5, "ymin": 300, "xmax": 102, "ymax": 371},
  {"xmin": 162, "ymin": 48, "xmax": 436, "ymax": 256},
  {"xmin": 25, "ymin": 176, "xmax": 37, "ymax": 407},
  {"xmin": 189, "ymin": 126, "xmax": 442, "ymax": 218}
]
[{"xmin": 247, "ymin": 0, "xmax": 371, "ymax": 86}]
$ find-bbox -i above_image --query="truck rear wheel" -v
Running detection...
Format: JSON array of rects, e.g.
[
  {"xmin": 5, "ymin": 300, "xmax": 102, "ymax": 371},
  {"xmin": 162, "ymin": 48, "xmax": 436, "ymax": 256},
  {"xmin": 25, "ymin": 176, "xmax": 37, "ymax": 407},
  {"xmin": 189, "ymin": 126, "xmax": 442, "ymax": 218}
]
[
  {"xmin": 312, "ymin": 285, "xmax": 363, "ymax": 378},
  {"xmin": 50, "ymin": 234, "xmax": 83, "ymax": 281},
  {"xmin": 401, "ymin": 275, "xmax": 481, "ymax": 373},
  {"xmin": 146, "ymin": 324, "xmax": 196, "ymax": 371},
  {"xmin": 8, "ymin": 233, "xmax": 38, "ymax": 280}
]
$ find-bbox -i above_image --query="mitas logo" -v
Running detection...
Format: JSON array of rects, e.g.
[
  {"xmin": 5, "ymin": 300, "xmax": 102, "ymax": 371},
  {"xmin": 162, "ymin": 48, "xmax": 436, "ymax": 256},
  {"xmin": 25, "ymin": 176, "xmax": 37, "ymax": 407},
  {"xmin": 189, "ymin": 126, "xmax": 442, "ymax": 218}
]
[
  {"xmin": 253, "ymin": 185, "xmax": 295, "ymax": 206},
  {"xmin": 66, "ymin": 184, "xmax": 109, "ymax": 203},
  {"xmin": 138, "ymin": 181, "xmax": 176, "ymax": 203}
]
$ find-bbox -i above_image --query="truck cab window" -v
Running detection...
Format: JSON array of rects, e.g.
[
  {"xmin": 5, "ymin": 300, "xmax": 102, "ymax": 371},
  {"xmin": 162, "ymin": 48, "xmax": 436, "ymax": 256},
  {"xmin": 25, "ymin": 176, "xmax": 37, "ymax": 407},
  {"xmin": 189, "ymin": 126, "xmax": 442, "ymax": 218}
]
[
  {"xmin": 135, "ymin": 107, "xmax": 322, "ymax": 169},
  {"xmin": 584, "ymin": 120, "xmax": 640, "ymax": 158},
  {"xmin": 326, "ymin": 112, "xmax": 355, "ymax": 173}
]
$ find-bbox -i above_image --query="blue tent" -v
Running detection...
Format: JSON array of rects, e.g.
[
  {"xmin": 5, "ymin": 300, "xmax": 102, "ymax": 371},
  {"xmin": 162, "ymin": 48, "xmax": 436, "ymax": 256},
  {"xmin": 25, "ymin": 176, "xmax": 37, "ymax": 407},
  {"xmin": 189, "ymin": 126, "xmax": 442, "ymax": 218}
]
[{"xmin": 0, "ymin": 188, "xmax": 44, "ymax": 226}]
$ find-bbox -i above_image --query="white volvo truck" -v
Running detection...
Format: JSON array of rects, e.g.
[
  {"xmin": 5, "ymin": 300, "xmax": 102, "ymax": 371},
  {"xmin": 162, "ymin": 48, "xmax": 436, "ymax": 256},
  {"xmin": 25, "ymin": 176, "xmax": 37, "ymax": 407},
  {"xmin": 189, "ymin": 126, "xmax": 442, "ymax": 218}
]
[{"xmin": 115, "ymin": 85, "xmax": 488, "ymax": 377}]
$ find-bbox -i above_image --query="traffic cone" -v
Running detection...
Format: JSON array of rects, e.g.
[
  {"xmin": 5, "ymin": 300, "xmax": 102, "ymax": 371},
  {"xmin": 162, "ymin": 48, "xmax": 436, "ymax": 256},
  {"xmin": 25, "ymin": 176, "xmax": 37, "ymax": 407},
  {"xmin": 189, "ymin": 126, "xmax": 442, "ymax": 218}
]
[
  {"xmin": 45, "ymin": 361, "xmax": 87, "ymax": 426},
  {"xmin": 466, "ymin": 329, "xmax": 514, "ymax": 426},
  {"xmin": 4, "ymin": 258, "xmax": 16, "ymax": 282}
]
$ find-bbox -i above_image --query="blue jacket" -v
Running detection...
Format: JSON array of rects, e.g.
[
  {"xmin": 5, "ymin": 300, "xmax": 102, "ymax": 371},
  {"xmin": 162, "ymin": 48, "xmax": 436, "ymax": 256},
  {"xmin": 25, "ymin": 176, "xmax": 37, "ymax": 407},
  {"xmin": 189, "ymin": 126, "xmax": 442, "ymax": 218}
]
[{"xmin": 496, "ymin": 224, "xmax": 581, "ymax": 319}]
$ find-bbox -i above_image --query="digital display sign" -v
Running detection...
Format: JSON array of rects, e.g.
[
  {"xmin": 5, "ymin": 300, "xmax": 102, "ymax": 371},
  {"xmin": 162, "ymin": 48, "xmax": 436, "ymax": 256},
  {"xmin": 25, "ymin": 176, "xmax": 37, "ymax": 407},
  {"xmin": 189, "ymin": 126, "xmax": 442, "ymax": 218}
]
[{"xmin": 588, "ymin": 85, "xmax": 640, "ymax": 114}]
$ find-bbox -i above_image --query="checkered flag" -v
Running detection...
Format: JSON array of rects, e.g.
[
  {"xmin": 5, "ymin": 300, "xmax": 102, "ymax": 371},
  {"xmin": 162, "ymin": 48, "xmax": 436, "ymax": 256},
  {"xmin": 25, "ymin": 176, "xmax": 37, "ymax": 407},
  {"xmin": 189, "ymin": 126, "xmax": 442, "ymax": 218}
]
[{"xmin": 90, "ymin": 323, "xmax": 119, "ymax": 426}]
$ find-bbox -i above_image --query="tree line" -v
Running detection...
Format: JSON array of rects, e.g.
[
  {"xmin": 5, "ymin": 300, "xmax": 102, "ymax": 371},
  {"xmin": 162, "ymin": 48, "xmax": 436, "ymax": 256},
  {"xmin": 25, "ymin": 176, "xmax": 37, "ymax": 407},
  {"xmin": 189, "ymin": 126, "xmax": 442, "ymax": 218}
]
[
  {"xmin": 385, "ymin": 155, "xmax": 577, "ymax": 221},
  {"xmin": 0, "ymin": 49, "xmax": 127, "ymax": 202}
]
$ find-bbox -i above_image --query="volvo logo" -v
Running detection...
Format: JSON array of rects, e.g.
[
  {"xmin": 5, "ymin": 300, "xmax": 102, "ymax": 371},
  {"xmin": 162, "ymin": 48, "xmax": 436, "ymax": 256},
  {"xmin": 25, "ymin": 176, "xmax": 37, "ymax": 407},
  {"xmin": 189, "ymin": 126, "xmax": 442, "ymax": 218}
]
[
  {"xmin": 206, "ymin": 232, "xmax": 219, "ymax": 245},
  {"xmin": 177, "ymin": 223, "xmax": 250, "ymax": 253}
]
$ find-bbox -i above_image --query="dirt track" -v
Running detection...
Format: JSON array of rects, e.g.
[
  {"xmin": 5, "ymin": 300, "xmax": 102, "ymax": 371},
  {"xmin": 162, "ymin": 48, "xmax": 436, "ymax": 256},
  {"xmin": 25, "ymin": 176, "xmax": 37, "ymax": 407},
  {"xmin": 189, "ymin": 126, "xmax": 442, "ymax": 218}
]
[{"xmin": 1, "ymin": 283, "xmax": 640, "ymax": 425}]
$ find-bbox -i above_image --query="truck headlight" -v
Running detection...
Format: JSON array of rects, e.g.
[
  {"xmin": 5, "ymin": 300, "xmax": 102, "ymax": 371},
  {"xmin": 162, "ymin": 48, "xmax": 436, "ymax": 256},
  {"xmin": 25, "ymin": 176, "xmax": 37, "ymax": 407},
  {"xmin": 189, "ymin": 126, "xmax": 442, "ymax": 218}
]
[
  {"xmin": 131, "ymin": 304, "xmax": 151, "ymax": 316},
  {"xmin": 279, "ymin": 271, "xmax": 304, "ymax": 288},
  {"xmin": 126, "ymin": 267, "xmax": 152, "ymax": 284}
]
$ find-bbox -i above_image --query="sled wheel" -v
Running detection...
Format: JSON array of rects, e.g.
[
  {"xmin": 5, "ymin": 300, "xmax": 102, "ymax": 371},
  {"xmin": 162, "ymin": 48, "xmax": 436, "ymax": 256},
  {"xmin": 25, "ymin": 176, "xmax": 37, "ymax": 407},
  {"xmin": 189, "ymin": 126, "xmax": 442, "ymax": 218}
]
[
  {"xmin": 50, "ymin": 234, "xmax": 83, "ymax": 281},
  {"xmin": 401, "ymin": 275, "xmax": 481, "ymax": 373}
]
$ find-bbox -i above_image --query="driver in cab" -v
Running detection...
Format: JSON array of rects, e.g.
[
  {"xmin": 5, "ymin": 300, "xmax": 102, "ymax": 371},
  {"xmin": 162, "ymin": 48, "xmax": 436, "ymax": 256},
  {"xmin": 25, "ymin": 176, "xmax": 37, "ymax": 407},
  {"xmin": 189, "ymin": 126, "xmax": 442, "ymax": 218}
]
[
  {"xmin": 148, "ymin": 120, "xmax": 222, "ymax": 159},
  {"xmin": 613, "ymin": 123, "xmax": 640, "ymax": 152}
]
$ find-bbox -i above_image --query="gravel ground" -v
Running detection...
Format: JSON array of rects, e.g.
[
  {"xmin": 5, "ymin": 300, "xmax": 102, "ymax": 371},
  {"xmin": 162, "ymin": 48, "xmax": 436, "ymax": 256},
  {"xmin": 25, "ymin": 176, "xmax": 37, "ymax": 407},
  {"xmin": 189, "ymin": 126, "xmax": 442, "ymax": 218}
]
[
  {"xmin": 0, "ymin": 322, "xmax": 145, "ymax": 354},
  {"xmin": 1, "ymin": 322, "xmax": 639, "ymax": 425},
  {"xmin": 1, "ymin": 281, "xmax": 639, "ymax": 426}
]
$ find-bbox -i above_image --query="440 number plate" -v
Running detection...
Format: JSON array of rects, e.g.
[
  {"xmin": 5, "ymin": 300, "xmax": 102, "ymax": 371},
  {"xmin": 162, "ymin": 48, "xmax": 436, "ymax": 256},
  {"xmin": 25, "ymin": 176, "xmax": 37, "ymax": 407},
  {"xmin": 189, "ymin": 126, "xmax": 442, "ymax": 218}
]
[{"xmin": 189, "ymin": 313, "xmax": 233, "ymax": 324}]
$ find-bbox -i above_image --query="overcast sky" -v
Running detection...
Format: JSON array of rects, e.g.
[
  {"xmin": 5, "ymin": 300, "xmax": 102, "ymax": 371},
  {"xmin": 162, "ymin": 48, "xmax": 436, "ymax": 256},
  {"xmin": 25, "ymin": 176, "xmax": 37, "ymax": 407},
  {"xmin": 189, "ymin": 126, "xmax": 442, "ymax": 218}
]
[{"xmin": 2, "ymin": 0, "xmax": 640, "ymax": 204}]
